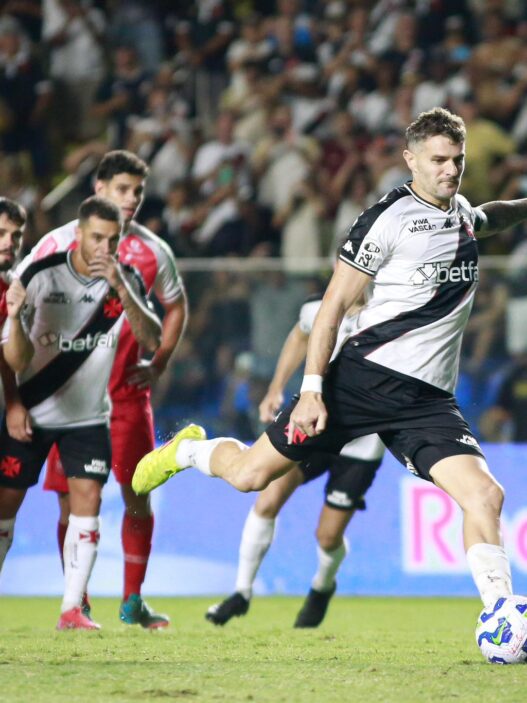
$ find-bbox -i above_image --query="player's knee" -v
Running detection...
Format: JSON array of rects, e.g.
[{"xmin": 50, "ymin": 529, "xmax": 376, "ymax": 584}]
[
  {"xmin": 254, "ymin": 498, "xmax": 279, "ymax": 520},
  {"xmin": 316, "ymin": 526, "xmax": 342, "ymax": 552},
  {"xmin": 466, "ymin": 477, "xmax": 505, "ymax": 516},
  {"xmin": 231, "ymin": 468, "xmax": 271, "ymax": 493}
]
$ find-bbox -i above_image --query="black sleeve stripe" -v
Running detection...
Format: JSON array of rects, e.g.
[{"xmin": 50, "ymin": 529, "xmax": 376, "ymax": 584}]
[
  {"xmin": 121, "ymin": 263, "xmax": 147, "ymax": 299},
  {"xmin": 342, "ymin": 186, "xmax": 409, "ymax": 245},
  {"xmin": 339, "ymin": 255, "xmax": 375, "ymax": 276},
  {"xmin": 20, "ymin": 252, "xmax": 68, "ymax": 288}
]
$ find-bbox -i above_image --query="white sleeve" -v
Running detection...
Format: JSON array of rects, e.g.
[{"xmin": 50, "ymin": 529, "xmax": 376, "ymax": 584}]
[
  {"xmin": 298, "ymin": 300, "xmax": 320, "ymax": 335},
  {"xmin": 152, "ymin": 239, "xmax": 184, "ymax": 305},
  {"xmin": 339, "ymin": 207, "xmax": 394, "ymax": 276}
]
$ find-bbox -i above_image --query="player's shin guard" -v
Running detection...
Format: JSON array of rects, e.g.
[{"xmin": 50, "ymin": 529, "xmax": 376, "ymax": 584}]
[
  {"xmin": 62, "ymin": 515, "xmax": 100, "ymax": 613},
  {"xmin": 122, "ymin": 513, "xmax": 154, "ymax": 599},
  {"xmin": 235, "ymin": 507, "xmax": 275, "ymax": 600},
  {"xmin": 466, "ymin": 543, "xmax": 513, "ymax": 608},
  {"xmin": 0, "ymin": 517, "xmax": 15, "ymax": 572},
  {"xmin": 312, "ymin": 537, "xmax": 349, "ymax": 592},
  {"xmin": 176, "ymin": 437, "xmax": 248, "ymax": 477}
]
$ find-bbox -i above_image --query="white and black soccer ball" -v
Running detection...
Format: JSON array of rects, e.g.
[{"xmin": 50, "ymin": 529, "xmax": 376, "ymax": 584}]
[{"xmin": 476, "ymin": 596, "xmax": 527, "ymax": 664}]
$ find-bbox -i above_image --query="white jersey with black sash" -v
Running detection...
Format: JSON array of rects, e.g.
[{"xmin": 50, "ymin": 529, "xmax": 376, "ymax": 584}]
[
  {"xmin": 338, "ymin": 183, "xmax": 485, "ymax": 393},
  {"xmin": 3, "ymin": 251, "xmax": 149, "ymax": 429}
]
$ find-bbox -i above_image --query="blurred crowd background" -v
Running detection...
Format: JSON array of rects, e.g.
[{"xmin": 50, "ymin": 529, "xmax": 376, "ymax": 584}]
[{"xmin": 1, "ymin": 0, "xmax": 527, "ymax": 444}]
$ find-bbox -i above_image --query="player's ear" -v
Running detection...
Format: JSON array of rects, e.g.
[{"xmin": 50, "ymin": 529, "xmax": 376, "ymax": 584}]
[
  {"xmin": 403, "ymin": 148, "xmax": 415, "ymax": 172},
  {"xmin": 94, "ymin": 180, "xmax": 104, "ymax": 196},
  {"xmin": 74, "ymin": 225, "xmax": 82, "ymax": 243}
]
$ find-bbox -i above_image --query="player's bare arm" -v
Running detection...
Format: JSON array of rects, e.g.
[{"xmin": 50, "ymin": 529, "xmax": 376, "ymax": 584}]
[
  {"xmin": 259, "ymin": 323, "xmax": 309, "ymax": 423},
  {"xmin": 477, "ymin": 198, "xmax": 527, "ymax": 237},
  {"xmin": 126, "ymin": 295, "xmax": 188, "ymax": 389},
  {"xmin": 4, "ymin": 279, "xmax": 34, "ymax": 374},
  {"xmin": 91, "ymin": 254, "xmax": 161, "ymax": 354},
  {"xmin": 289, "ymin": 262, "xmax": 370, "ymax": 441}
]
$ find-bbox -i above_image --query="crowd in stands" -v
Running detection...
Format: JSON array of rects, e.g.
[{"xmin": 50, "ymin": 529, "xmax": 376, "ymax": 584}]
[{"xmin": 2, "ymin": 0, "xmax": 527, "ymax": 440}]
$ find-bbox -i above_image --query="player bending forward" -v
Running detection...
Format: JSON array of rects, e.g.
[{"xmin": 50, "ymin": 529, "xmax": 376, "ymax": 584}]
[
  {"xmin": 0, "ymin": 197, "xmax": 161, "ymax": 630},
  {"xmin": 206, "ymin": 293, "xmax": 384, "ymax": 627},
  {"xmin": 23, "ymin": 150, "xmax": 186, "ymax": 627},
  {"xmin": 134, "ymin": 108, "xmax": 523, "ymax": 612}
]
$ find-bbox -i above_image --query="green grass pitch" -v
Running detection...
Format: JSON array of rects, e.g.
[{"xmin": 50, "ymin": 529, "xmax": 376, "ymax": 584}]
[{"xmin": 1, "ymin": 596, "xmax": 526, "ymax": 703}]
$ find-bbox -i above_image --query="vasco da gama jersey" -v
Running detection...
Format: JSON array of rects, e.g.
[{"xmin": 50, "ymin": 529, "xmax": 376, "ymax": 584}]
[
  {"xmin": 338, "ymin": 183, "xmax": 486, "ymax": 392},
  {"xmin": 3, "ymin": 251, "xmax": 151, "ymax": 428}
]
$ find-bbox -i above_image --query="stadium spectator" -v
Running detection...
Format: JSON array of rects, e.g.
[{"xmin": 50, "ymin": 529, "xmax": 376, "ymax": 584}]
[
  {"xmin": 479, "ymin": 353, "xmax": 527, "ymax": 443},
  {"xmin": 0, "ymin": 16, "xmax": 52, "ymax": 184},
  {"xmin": 42, "ymin": 0, "xmax": 106, "ymax": 142},
  {"xmin": 0, "ymin": 195, "xmax": 161, "ymax": 630},
  {"xmin": 91, "ymin": 44, "xmax": 152, "ymax": 148}
]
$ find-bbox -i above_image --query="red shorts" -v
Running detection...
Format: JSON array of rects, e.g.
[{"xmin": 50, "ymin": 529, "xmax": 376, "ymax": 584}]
[{"xmin": 43, "ymin": 398, "xmax": 155, "ymax": 492}]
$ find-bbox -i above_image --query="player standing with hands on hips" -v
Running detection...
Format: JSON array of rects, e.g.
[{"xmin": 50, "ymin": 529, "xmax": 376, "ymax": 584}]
[
  {"xmin": 134, "ymin": 107, "xmax": 527, "ymax": 613},
  {"xmin": 0, "ymin": 196, "xmax": 161, "ymax": 630}
]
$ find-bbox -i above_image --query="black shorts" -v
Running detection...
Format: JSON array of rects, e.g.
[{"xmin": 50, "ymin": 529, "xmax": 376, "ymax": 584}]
[
  {"xmin": 0, "ymin": 420, "xmax": 112, "ymax": 489},
  {"xmin": 299, "ymin": 452, "xmax": 381, "ymax": 511},
  {"xmin": 267, "ymin": 351, "xmax": 485, "ymax": 482}
]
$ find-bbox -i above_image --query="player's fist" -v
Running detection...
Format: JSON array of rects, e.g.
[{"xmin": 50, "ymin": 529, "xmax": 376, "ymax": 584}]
[
  {"xmin": 288, "ymin": 392, "xmax": 327, "ymax": 442},
  {"xmin": 6, "ymin": 279, "xmax": 26, "ymax": 319}
]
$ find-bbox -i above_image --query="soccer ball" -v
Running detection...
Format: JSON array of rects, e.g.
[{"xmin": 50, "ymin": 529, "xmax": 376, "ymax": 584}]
[{"xmin": 475, "ymin": 596, "xmax": 527, "ymax": 664}]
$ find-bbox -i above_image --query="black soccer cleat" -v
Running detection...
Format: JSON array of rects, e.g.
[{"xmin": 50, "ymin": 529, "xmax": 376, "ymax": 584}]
[
  {"xmin": 205, "ymin": 592, "xmax": 250, "ymax": 626},
  {"xmin": 294, "ymin": 582, "xmax": 337, "ymax": 628}
]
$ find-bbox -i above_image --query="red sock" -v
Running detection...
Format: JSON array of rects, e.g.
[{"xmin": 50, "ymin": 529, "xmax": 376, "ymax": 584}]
[
  {"xmin": 122, "ymin": 513, "xmax": 154, "ymax": 600},
  {"xmin": 57, "ymin": 521, "xmax": 68, "ymax": 570}
]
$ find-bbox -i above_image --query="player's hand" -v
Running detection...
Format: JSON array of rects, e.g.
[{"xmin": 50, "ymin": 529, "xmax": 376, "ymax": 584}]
[
  {"xmin": 259, "ymin": 388, "xmax": 284, "ymax": 423},
  {"xmin": 6, "ymin": 401, "xmax": 33, "ymax": 442},
  {"xmin": 288, "ymin": 392, "xmax": 327, "ymax": 443},
  {"xmin": 88, "ymin": 253, "xmax": 123, "ymax": 289},
  {"xmin": 6, "ymin": 279, "xmax": 26, "ymax": 319},
  {"xmin": 125, "ymin": 359, "xmax": 162, "ymax": 389}
]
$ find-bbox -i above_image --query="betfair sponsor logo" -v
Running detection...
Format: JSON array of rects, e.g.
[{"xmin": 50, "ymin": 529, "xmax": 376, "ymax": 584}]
[
  {"xmin": 57, "ymin": 332, "xmax": 117, "ymax": 352},
  {"xmin": 410, "ymin": 260, "xmax": 478, "ymax": 286}
]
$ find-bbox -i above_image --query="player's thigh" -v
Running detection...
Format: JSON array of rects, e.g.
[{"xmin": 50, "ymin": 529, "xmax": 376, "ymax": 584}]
[
  {"xmin": 0, "ymin": 421, "xmax": 54, "ymax": 493},
  {"xmin": 429, "ymin": 454, "xmax": 504, "ymax": 513},
  {"xmin": 254, "ymin": 465, "xmax": 304, "ymax": 517},
  {"xmin": 111, "ymin": 399, "xmax": 154, "ymax": 485},
  {"xmin": 57, "ymin": 425, "xmax": 111, "ymax": 514}
]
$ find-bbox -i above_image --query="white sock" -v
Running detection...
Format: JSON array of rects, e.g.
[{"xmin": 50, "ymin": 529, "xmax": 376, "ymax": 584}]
[
  {"xmin": 62, "ymin": 515, "xmax": 100, "ymax": 613},
  {"xmin": 235, "ymin": 507, "xmax": 276, "ymax": 600},
  {"xmin": 176, "ymin": 437, "xmax": 248, "ymax": 477},
  {"xmin": 0, "ymin": 517, "xmax": 15, "ymax": 572},
  {"xmin": 312, "ymin": 537, "xmax": 349, "ymax": 592},
  {"xmin": 466, "ymin": 543, "xmax": 513, "ymax": 608}
]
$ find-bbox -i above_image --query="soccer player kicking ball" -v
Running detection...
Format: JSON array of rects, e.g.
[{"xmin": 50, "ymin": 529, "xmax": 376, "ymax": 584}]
[
  {"xmin": 134, "ymin": 107, "xmax": 523, "ymax": 612},
  {"xmin": 0, "ymin": 197, "xmax": 161, "ymax": 630},
  {"xmin": 24, "ymin": 151, "xmax": 186, "ymax": 628},
  {"xmin": 206, "ymin": 294, "xmax": 384, "ymax": 627}
]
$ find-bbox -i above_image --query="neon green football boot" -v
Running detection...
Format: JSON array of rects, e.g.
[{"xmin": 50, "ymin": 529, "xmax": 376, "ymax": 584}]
[{"xmin": 132, "ymin": 424, "xmax": 207, "ymax": 495}]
